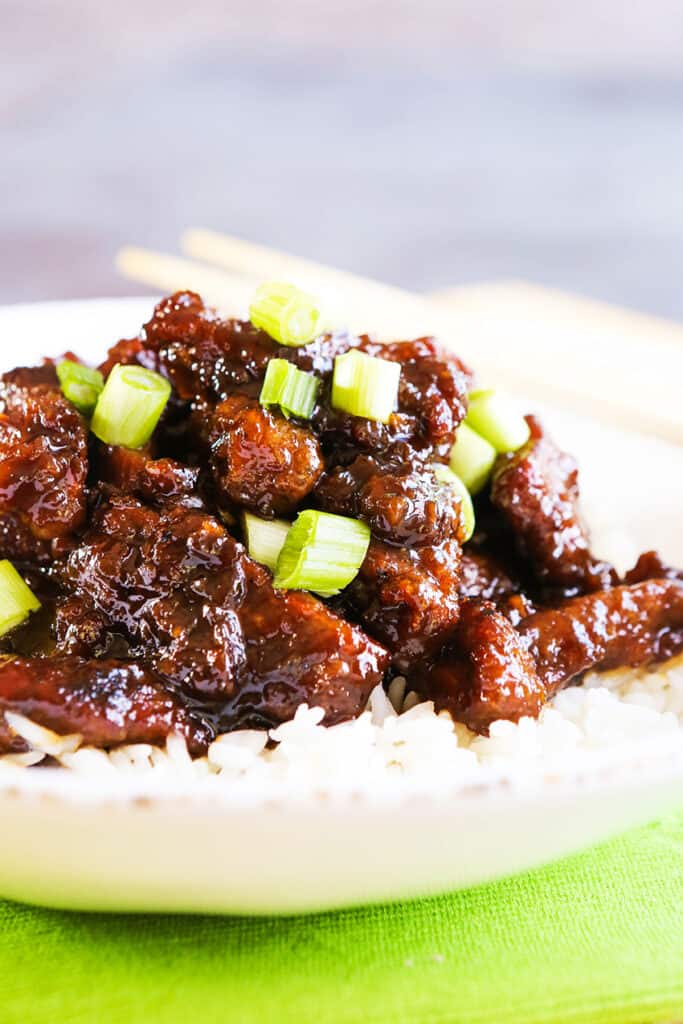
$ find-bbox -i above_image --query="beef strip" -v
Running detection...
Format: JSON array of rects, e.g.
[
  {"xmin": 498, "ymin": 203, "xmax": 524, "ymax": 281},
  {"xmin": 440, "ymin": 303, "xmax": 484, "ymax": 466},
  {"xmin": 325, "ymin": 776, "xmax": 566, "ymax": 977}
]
[
  {"xmin": 61, "ymin": 495, "xmax": 388, "ymax": 725},
  {"xmin": 518, "ymin": 579, "xmax": 683, "ymax": 694},
  {"xmin": 344, "ymin": 537, "xmax": 461, "ymax": 672},
  {"xmin": 0, "ymin": 511, "xmax": 52, "ymax": 565},
  {"xmin": 97, "ymin": 445, "xmax": 200, "ymax": 505},
  {"xmin": 491, "ymin": 416, "xmax": 616, "ymax": 594},
  {"xmin": 137, "ymin": 291, "xmax": 276, "ymax": 402},
  {"xmin": 0, "ymin": 371, "xmax": 88, "ymax": 558},
  {"xmin": 415, "ymin": 598, "xmax": 546, "ymax": 733},
  {"xmin": 313, "ymin": 337, "xmax": 471, "ymax": 465},
  {"xmin": 625, "ymin": 551, "xmax": 683, "ymax": 584},
  {"xmin": 209, "ymin": 394, "xmax": 324, "ymax": 518},
  {"xmin": 315, "ymin": 455, "xmax": 463, "ymax": 547},
  {"xmin": 0, "ymin": 655, "xmax": 212, "ymax": 754},
  {"xmin": 361, "ymin": 338, "xmax": 472, "ymax": 457},
  {"xmin": 458, "ymin": 550, "xmax": 520, "ymax": 604}
]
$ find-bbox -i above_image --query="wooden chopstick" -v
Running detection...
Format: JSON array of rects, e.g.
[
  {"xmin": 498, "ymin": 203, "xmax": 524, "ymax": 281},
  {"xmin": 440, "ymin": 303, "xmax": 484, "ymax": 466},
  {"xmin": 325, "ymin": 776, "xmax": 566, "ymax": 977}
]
[
  {"xmin": 116, "ymin": 247, "xmax": 254, "ymax": 316},
  {"xmin": 117, "ymin": 236, "xmax": 683, "ymax": 445}
]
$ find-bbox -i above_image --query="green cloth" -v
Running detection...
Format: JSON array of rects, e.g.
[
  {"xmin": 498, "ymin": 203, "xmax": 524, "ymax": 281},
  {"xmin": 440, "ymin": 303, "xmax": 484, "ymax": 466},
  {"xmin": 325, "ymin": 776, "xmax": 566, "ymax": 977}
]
[{"xmin": 2, "ymin": 817, "xmax": 682, "ymax": 1024}]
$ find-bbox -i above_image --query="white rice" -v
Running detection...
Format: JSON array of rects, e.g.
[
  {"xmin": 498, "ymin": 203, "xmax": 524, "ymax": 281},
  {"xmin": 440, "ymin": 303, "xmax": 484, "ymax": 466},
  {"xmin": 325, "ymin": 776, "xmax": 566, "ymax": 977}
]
[{"xmin": 1, "ymin": 655, "xmax": 682, "ymax": 799}]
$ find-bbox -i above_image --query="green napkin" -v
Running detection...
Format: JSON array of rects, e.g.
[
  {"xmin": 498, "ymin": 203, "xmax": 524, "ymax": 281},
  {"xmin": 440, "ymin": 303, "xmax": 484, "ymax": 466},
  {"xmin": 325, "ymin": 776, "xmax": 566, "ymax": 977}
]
[{"xmin": 2, "ymin": 816, "xmax": 682, "ymax": 1024}]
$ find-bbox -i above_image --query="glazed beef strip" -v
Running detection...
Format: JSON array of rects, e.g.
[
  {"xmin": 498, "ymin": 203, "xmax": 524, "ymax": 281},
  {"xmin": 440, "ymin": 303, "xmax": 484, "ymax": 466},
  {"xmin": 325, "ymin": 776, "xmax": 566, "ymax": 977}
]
[
  {"xmin": 624, "ymin": 550, "xmax": 683, "ymax": 584},
  {"xmin": 415, "ymin": 599, "xmax": 546, "ymax": 733},
  {"xmin": 0, "ymin": 366, "xmax": 88, "ymax": 563},
  {"xmin": 60, "ymin": 494, "xmax": 389, "ymax": 727},
  {"xmin": 0, "ymin": 656, "xmax": 212, "ymax": 755},
  {"xmin": 343, "ymin": 537, "xmax": 462, "ymax": 673},
  {"xmin": 209, "ymin": 393, "xmax": 324, "ymax": 517},
  {"xmin": 491, "ymin": 416, "xmax": 616, "ymax": 595},
  {"xmin": 315, "ymin": 455, "xmax": 463, "ymax": 547},
  {"xmin": 518, "ymin": 579, "xmax": 683, "ymax": 695}
]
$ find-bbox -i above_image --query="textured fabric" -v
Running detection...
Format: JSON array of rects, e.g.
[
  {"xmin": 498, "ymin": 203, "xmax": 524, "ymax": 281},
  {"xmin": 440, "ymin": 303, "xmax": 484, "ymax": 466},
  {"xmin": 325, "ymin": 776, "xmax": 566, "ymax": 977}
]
[{"xmin": 1, "ymin": 816, "xmax": 682, "ymax": 1024}]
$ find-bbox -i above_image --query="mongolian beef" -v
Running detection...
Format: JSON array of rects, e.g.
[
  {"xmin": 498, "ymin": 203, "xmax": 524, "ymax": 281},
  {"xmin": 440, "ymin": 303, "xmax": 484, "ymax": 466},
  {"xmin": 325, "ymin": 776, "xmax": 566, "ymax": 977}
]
[{"xmin": 1, "ymin": 284, "xmax": 682, "ymax": 760}]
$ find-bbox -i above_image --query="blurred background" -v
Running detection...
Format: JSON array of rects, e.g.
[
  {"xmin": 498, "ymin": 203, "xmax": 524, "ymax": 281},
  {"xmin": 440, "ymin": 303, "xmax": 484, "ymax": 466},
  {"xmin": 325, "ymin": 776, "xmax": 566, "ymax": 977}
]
[{"xmin": 3, "ymin": 0, "xmax": 683, "ymax": 317}]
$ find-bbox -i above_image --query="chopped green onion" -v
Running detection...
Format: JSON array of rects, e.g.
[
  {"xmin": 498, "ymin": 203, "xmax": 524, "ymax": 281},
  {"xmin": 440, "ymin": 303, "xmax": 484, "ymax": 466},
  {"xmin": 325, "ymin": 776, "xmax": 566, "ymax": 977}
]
[
  {"xmin": 433, "ymin": 465, "xmax": 476, "ymax": 542},
  {"xmin": 0, "ymin": 560, "xmax": 41, "ymax": 637},
  {"xmin": 465, "ymin": 389, "xmax": 530, "ymax": 453},
  {"xmin": 259, "ymin": 359, "xmax": 320, "ymax": 419},
  {"xmin": 250, "ymin": 281, "xmax": 322, "ymax": 347},
  {"xmin": 57, "ymin": 359, "xmax": 104, "ymax": 416},
  {"xmin": 331, "ymin": 349, "xmax": 400, "ymax": 424},
  {"xmin": 90, "ymin": 364, "xmax": 171, "ymax": 449},
  {"xmin": 243, "ymin": 511, "xmax": 291, "ymax": 572},
  {"xmin": 449, "ymin": 423, "xmax": 497, "ymax": 495},
  {"xmin": 274, "ymin": 510, "xmax": 371, "ymax": 597}
]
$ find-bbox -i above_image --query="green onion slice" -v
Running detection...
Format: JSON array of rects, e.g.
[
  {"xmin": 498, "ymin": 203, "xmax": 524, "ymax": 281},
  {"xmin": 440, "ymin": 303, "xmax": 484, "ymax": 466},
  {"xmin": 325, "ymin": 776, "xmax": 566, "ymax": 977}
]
[
  {"xmin": 433, "ymin": 465, "xmax": 476, "ymax": 542},
  {"xmin": 260, "ymin": 359, "xmax": 319, "ymax": 419},
  {"xmin": 331, "ymin": 349, "xmax": 400, "ymax": 424},
  {"xmin": 243, "ymin": 511, "xmax": 291, "ymax": 572},
  {"xmin": 90, "ymin": 364, "xmax": 171, "ymax": 449},
  {"xmin": 465, "ymin": 389, "xmax": 530, "ymax": 453},
  {"xmin": 56, "ymin": 359, "xmax": 104, "ymax": 416},
  {"xmin": 274, "ymin": 510, "xmax": 371, "ymax": 597},
  {"xmin": 0, "ymin": 560, "xmax": 41, "ymax": 637},
  {"xmin": 250, "ymin": 281, "xmax": 322, "ymax": 347},
  {"xmin": 449, "ymin": 422, "xmax": 497, "ymax": 495}
]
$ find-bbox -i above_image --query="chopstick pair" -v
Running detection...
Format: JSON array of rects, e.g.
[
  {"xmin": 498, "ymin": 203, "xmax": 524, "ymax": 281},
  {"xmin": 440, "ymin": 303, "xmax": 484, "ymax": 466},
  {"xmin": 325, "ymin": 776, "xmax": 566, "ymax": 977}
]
[{"xmin": 116, "ymin": 230, "xmax": 683, "ymax": 445}]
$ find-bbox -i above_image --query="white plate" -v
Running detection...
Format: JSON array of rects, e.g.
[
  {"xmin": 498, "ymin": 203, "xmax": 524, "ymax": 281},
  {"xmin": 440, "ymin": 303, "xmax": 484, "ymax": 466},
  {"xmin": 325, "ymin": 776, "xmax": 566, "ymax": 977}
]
[{"xmin": 0, "ymin": 296, "xmax": 682, "ymax": 916}]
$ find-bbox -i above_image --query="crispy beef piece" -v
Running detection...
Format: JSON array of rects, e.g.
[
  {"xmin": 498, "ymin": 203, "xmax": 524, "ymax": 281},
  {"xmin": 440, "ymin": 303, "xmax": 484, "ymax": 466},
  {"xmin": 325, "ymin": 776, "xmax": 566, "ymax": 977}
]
[
  {"xmin": 416, "ymin": 599, "xmax": 546, "ymax": 733},
  {"xmin": 219, "ymin": 585, "xmax": 388, "ymax": 730},
  {"xmin": 625, "ymin": 551, "xmax": 683, "ymax": 584},
  {"xmin": 518, "ymin": 580, "xmax": 683, "ymax": 694},
  {"xmin": 209, "ymin": 394, "xmax": 324, "ymax": 518},
  {"xmin": 1, "ymin": 363, "xmax": 59, "ymax": 391},
  {"xmin": 287, "ymin": 330, "xmax": 359, "ymax": 377},
  {"xmin": 98, "ymin": 336, "xmax": 150, "ymax": 377},
  {"xmin": 459, "ymin": 550, "xmax": 520, "ymax": 604},
  {"xmin": 97, "ymin": 445, "xmax": 200, "ymax": 505},
  {"xmin": 312, "ymin": 403, "xmax": 421, "ymax": 466},
  {"xmin": 314, "ymin": 338, "xmax": 471, "ymax": 464},
  {"xmin": 0, "ymin": 379, "xmax": 88, "ymax": 548},
  {"xmin": 344, "ymin": 537, "xmax": 461, "ymax": 672},
  {"xmin": 361, "ymin": 337, "xmax": 472, "ymax": 457},
  {"xmin": 0, "ymin": 511, "xmax": 52, "ymax": 564},
  {"xmin": 491, "ymin": 416, "xmax": 616, "ymax": 594},
  {"xmin": 137, "ymin": 291, "xmax": 275, "ymax": 402},
  {"xmin": 0, "ymin": 656, "xmax": 212, "ymax": 755},
  {"xmin": 53, "ymin": 595, "xmax": 127, "ymax": 659},
  {"xmin": 61, "ymin": 496, "xmax": 388, "ymax": 724},
  {"xmin": 316, "ymin": 456, "xmax": 462, "ymax": 546}
]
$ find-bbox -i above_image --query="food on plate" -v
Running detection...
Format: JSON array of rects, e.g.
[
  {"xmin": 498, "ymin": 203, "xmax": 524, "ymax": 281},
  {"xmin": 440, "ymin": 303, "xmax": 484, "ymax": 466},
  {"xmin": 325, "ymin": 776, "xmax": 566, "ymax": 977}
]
[{"xmin": 1, "ymin": 285, "xmax": 682, "ymax": 770}]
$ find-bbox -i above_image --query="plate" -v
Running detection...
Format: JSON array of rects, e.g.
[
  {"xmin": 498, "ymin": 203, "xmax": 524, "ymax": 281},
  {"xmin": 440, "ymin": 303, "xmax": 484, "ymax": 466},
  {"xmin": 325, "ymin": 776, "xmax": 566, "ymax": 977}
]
[{"xmin": 0, "ymin": 296, "xmax": 682, "ymax": 916}]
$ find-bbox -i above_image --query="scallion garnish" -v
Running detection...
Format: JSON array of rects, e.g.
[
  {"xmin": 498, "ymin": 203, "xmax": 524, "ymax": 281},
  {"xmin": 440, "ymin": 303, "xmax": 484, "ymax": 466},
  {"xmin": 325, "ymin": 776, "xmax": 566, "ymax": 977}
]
[
  {"xmin": 90, "ymin": 364, "xmax": 171, "ymax": 449},
  {"xmin": 465, "ymin": 390, "xmax": 530, "ymax": 453},
  {"xmin": 56, "ymin": 360, "xmax": 104, "ymax": 416},
  {"xmin": 250, "ymin": 281, "xmax": 322, "ymax": 347},
  {"xmin": 274, "ymin": 510, "xmax": 371, "ymax": 597},
  {"xmin": 449, "ymin": 422, "xmax": 497, "ymax": 495},
  {"xmin": 259, "ymin": 359, "xmax": 319, "ymax": 419},
  {"xmin": 0, "ymin": 560, "xmax": 41, "ymax": 637},
  {"xmin": 243, "ymin": 511, "xmax": 291, "ymax": 572},
  {"xmin": 331, "ymin": 349, "xmax": 400, "ymax": 424},
  {"xmin": 433, "ymin": 465, "xmax": 476, "ymax": 542}
]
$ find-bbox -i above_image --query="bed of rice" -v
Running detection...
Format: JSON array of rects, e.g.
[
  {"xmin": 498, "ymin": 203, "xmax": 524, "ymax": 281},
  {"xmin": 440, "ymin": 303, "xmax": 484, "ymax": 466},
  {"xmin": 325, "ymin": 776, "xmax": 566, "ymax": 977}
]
[{"xmin": 1, "ymin": 655, "xmax": 682, "ymax": 799}]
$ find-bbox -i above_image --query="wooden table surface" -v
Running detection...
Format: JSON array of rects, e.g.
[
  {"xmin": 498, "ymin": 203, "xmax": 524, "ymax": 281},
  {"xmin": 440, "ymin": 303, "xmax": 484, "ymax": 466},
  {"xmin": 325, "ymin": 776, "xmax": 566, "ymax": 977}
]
[{"xmin": 3, "ymin": 0, "xmax": 683, "ymax": 320}]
